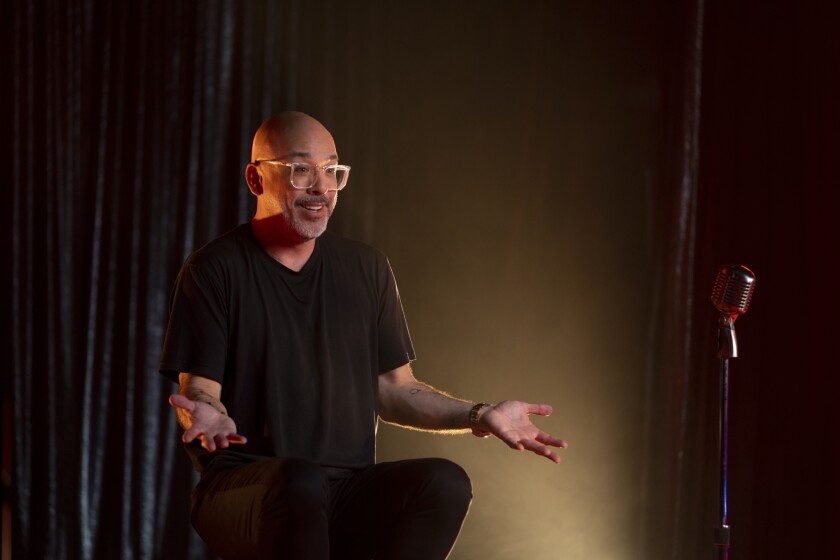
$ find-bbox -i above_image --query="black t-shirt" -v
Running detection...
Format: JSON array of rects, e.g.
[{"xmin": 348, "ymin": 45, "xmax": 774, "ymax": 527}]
[{"xmin": 159, "ymin": 224, "xmax": 415, "ymax": 472}]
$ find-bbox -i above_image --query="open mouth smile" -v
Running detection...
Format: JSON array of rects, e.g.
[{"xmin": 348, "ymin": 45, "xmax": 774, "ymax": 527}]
[{"xmin": 297, "ymin": 197, "xmax": 331, "ymax": 215}]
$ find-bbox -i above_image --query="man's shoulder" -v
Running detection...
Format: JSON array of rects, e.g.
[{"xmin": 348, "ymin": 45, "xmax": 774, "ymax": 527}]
[{"xmin": 184, "ymin": 224, "xmax": 255, "ymax": 269}]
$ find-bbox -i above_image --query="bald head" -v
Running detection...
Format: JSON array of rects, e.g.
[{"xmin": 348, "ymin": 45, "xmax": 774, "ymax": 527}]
[{"xmin": 251, "ymin": 111, "xmax": 337, "ymax": 163}]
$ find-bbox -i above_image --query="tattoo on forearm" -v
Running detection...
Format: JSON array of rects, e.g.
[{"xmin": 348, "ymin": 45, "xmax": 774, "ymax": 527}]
[
  {"xmin": 187, "ymin": 389, "xmax": 227, "ymax": 415},
  {"xmin": 409, "ymin": 388, "xmax": 422, "ymax": 395}
]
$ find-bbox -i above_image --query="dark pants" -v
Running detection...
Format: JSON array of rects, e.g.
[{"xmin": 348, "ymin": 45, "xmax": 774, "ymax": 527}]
[{"xmin": 190, "ymin": 457, "xmax": 473, "ymax": 560}]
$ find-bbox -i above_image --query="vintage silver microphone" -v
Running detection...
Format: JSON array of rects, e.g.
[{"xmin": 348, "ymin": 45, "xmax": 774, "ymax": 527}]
[
  {"xmin": 711, "ymin": 264, "xmax": 756, "ymax": 358},
  {"xmin": 710, "ymin": 264, "xmax": 756, "ymax": 560}
]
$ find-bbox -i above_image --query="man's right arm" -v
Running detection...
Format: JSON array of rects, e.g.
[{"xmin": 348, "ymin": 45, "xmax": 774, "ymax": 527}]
[{"xmin": 168, "ymin": 373, "xmax": 248, "ymax": 452}]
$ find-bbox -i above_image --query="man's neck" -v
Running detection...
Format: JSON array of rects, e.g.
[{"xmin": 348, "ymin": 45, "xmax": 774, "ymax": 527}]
[{"xmin": 250, "ymin": 217, "xmax": 317, "ymax": 272}]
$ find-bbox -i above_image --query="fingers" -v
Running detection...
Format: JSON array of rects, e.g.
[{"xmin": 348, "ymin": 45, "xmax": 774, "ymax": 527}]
[
  {"xmin": 521, "ymin": 440, "xmax": 563, "ymax": 463},
  {"xmin": 499, "ymin": 436, "xmax": 562, "ymax": 463},
  {"xmin": 535, "ymin": 431, "xmax": 569, "ymax": 449},
  {"xmin": 182, "ymin": 425, "xmax": 203, "ymax": 445},
  {"xmin": 182, "ymin": 428, "xmax": 247, "ymax": 452},
  {"xmin": 524, "ymin": 402, "xmax": 553, "ymax": 417},
  {"xmin": 497, "ymin": 430, "xmax": 568, "ymax": 463},
  {"xmin": 212, "ymin": 434, "xmax": 249, "ymax": 448}
]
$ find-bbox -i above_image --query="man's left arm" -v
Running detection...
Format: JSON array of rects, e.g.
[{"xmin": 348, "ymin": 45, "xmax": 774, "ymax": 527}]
[{"xmin": 377, "ymin": 364, "xmax": 568, "ymax": 463}]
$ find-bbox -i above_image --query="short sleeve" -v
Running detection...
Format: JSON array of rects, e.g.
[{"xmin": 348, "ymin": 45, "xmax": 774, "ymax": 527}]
[
  {"xmin": 159, "ymin": 261, "xmax": 228, "ymax": 384},
  {"xmin": 376, "ymin": 258, "xmax": 416, "ymax": 373}
]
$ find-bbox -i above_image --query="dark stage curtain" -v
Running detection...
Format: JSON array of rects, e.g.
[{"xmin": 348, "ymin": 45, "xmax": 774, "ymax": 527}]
[
  {"xmin": 694, "ymin": 1, "xmax": 840, "ymax": 558},
  {"xmin": 4, "ymin": 1, "xmax": 321, "ymax": 558},
  {"xmin": 5, "ymin": 0, "xmax": 838, "ymax": 559}
]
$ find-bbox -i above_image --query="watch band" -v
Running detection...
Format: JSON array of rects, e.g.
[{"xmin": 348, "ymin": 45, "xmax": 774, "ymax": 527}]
[{"xmin": 469, "ymin": 402, "xmax": 492, "ymax": 438}]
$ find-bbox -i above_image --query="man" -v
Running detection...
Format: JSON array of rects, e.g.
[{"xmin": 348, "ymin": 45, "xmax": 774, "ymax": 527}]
[{"xmin": 160, "ymin": 111, "xmax": 567, "ymax": 559}]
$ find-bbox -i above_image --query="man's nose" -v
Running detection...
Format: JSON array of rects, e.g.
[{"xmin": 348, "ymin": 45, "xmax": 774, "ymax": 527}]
[
  {"xmin": 306, "ymin": 170, "xmax": 334, "ymax": 194},
  {"xmin": 306, "ymin": 176, "xmax": 328, "ymax": 194}
]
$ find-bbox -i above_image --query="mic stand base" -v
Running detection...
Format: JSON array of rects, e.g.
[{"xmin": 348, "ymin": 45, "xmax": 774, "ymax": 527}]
[{"xmin": 715, "ymin": 525, "xmax": 730, "ymax": 559}]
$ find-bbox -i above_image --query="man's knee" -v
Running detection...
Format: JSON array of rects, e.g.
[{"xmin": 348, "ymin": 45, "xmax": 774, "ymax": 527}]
[
  {"xmin": 370, "ymin": 459, "xmax": 472, "ymax": 558},
  {"xmin": 414, "ymin": 458, "xmax": 473, "ymax": 510}
]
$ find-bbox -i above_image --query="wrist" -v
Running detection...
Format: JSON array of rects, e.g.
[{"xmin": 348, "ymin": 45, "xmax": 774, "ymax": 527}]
[{"xmin": 469, "ymin": 402, "xmax": 493, "ymax": 438}]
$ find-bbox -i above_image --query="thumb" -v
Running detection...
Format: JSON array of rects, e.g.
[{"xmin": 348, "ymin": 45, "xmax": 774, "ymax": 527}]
[
  {"xmin": 525, "ymin": 403, "xmax": 553, "ymax": 417},
  {"xmin": 169, "ymin": 393, "xmax": 196, "ymax": 412}
]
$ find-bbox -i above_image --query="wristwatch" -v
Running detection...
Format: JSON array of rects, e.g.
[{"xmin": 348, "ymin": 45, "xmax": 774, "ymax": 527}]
[{"xmin": 469, "ymin": 402, "xmax": 492, "ymax": 438}]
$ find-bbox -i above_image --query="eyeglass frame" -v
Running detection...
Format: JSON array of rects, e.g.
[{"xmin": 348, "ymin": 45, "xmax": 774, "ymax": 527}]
[{"xmin": 253, "ymin": 159, "xmax": 351, "ymax": 191}]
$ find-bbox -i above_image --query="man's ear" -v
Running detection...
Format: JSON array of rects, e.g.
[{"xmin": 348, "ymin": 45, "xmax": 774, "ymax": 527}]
[{"xmin": 245, "ymin": 163, "xmax": 262, "ymax": 196}]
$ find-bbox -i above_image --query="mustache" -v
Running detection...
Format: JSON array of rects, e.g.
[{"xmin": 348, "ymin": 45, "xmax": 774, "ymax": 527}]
[{"xmin": 295, "ymin": 196, "xmax": 331, "ymax": 206}]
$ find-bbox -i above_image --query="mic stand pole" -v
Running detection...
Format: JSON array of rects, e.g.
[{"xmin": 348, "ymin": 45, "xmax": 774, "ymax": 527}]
[{"xmin": 715, "ymin": 316, "xmax": 736, "ymax": 560}]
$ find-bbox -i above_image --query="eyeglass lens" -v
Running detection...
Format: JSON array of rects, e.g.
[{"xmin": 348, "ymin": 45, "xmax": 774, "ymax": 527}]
[{"xmin": 290, "ymin": 165, "xmax": 348, "ymax": 190}]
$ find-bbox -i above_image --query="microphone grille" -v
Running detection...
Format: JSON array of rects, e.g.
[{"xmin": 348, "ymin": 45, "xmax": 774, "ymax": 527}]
[{"xmin": 711, "ymin": 264, "xmax": 756, "ymax": 315}]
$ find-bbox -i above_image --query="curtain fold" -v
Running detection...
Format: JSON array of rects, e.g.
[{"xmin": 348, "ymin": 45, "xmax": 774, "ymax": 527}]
[
  {"xmin": 637, "ymin": 1, "xmax": 769, "ymax": 558},
  {"xmin": 639, "ymin": 0, "xmax": 713, "ymax": 556}
]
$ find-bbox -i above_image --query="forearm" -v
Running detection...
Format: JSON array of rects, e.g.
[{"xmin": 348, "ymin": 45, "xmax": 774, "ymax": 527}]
[{"xmin": 378, "ymin": 368, "xmax": 478, "ymax": 432}]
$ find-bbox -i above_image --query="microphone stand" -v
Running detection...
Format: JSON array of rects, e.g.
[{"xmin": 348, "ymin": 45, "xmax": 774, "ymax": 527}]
[{"xmin": 715, "ymin": 315, "xmax": 737, "ymax": 560}]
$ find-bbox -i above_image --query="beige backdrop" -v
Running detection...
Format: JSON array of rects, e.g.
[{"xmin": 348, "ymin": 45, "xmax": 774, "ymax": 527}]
[{"xmin": 319, "ymin": 3, "xmax": 665, "ymax": 558}]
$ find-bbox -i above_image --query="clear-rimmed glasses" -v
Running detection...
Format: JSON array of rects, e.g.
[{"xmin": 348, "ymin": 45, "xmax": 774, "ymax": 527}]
[{"xmin": 254, "ymin": 160, "xmax": 351, "ymax": 191}]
